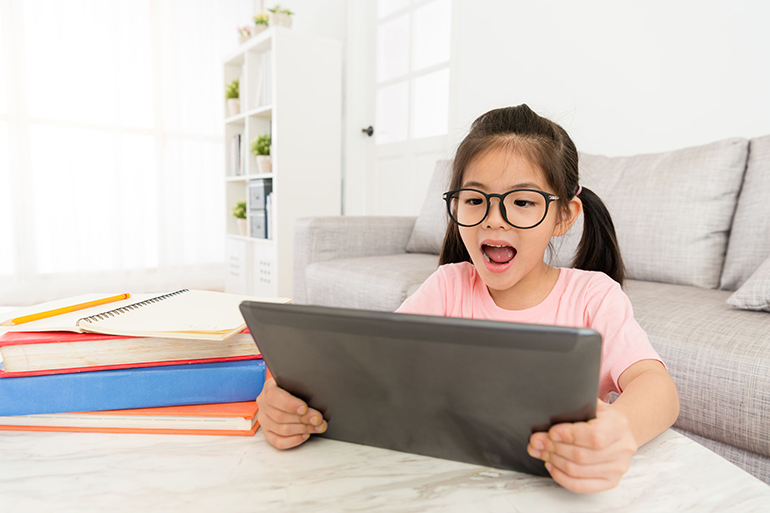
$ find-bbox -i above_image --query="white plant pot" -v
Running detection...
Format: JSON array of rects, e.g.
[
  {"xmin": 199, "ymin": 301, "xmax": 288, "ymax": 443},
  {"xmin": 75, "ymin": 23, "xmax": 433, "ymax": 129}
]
[
  {"xmin": 238, "ymin": 34, "xmax": 250, "ymax": 44},
  {"xmin": 269, "ymin": 12, "xmax": 292, "ymax": 28},
  {"xmin": 236, "ymin": 218, "xmax": 248, "ymax": 236},
  {"xmin": 226, "ymin": 98, "xmax": 240, "ymax": 117},
  {"xmin": 253, "ymin": 24, "xmax": 267, "ymax": 35},
  {"xmin": 256, "ymin": 155, "xmax": 272, "ymax": 174}
]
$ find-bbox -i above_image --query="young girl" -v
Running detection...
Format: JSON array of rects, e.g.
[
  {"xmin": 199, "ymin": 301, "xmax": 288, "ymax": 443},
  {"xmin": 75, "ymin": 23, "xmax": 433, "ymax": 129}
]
[{"xmin": 256, "ymin": 105, "xmax": 680, "ymax": 494}]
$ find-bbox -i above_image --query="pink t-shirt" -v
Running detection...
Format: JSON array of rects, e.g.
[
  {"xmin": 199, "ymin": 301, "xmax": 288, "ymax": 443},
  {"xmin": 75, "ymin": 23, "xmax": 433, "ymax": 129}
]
[{"xmin": 395, "ymin": 262, "xmax": 663, "ymax": 402}]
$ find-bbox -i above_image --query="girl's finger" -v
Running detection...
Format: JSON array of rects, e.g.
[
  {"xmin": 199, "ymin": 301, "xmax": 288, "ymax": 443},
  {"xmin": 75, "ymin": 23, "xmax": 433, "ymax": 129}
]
[
  {"xmin": 545, "ymin": 451, "xmax": 630, "ymax": 480},
  {"xmin": 259, "ymin": 398, "xmax": 325, "ymax": 428},
  {"xmin": 549, "ymin": 416, "xmax": 622, "ymax": 450},
  {"xmin": 262, "ymin": 429, "xmax": 311, "ymax": 450},
  {"xmin": 546, "ymin": 439, "xmax": 631, "ymax": 466},
  {"xmin": 545, "ymin": 462, "xmax": 616, "ymax": 494},
  {"xmin": 258, "ymin": 409, "xmax": 327, "ymax": 437},
  {"xmin": 299, "ymin": 410, "xmax": 327, "ymax": 427},
  {"xmin": 261, "ymin": 378, "xmax": 310, "ymax": 415}
]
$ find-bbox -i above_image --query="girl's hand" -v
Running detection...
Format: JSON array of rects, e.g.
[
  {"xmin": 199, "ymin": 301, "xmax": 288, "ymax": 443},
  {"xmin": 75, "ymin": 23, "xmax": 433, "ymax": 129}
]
[
  {"xmin": 527, "ymin": 399, "xmax": 638, "ymax": 493},
  {"xmin": 256, "ymin": 378, "xmax": 327, "ymax": 449}
]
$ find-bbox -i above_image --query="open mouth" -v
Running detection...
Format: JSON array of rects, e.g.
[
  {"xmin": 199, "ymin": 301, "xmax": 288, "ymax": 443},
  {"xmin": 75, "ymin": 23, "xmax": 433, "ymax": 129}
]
[{"xmin": 481, "ymin": 244, "xmax": 517, "ymax": 265}]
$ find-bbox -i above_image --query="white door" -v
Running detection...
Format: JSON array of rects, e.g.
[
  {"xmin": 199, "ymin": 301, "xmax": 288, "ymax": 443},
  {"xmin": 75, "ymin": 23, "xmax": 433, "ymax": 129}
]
[{"xmin": 345, "ymin": 0, "xmax": 455, "ymax": 217}]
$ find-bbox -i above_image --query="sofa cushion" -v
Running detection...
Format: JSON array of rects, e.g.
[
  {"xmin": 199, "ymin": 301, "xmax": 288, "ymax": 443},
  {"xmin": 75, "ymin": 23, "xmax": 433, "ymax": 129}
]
[
  {"xmin": 293, "ymin": 216, "xmax": 419, "ymax": 304},
  {"xmin": 624, "ymin": 279, "xmax": 770, "ymax": 458},
  {"xmin": 550, "ymin": 138, "xmax": 749, "ymax": 289},
  {"xmin": 721, "ymin": 135, "xmax": 770, "ymax": 290},
  {"xmin": 305, "ymin": 253, "xmax": 439, "ymax": 312},
  {"xmin": 727, "ymin": 254, "xmax": 770, "ymax": 312},
  {"xmin": 405, "ymin": 160, "xmax": 452, "ymax": 255}
]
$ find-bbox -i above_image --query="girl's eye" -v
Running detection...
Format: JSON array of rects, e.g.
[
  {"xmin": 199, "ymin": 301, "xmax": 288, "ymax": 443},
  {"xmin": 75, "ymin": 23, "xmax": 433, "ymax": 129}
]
[
  {"xmin": 466, "ymin": 198, "xmax": 484, "ymax": 206},
  {"xmin": 513, "ymin": 199, "xmax": 535, "ymax": 208}
]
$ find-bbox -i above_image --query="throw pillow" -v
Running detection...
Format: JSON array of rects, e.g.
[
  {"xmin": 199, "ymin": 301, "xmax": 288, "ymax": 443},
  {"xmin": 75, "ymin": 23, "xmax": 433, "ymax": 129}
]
[
  {"xmin": 405, "ymin": 159, "xmax": 453, "ymax": 255},
  {"xmin": 720, "ymin": 135, "xmax": 770, "ymax": 290},
  {"xmin": 549, "ymin": 137, "xmax": 749, "ymax": 289},
  {"xmin": 727, "ymin": 254, "xmax": 770, "ymax": 312}
]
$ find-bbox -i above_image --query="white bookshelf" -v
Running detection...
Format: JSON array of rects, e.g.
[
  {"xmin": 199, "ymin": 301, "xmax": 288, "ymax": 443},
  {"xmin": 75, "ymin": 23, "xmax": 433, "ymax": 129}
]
[{"xmin": 223, "ymin": 27, "xmax": 342, "ymax": 298}]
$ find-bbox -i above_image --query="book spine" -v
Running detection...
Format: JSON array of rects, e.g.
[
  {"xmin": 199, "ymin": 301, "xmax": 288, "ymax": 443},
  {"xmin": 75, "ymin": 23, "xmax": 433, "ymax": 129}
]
[
  {"xmin": 0, "ymin": 360, "xmax": 266, "ymax": 416},
  {"xmin": 265, "ymin": 192, "xmax": 272, "ymax": 240},
  {"xmin": 0, "ymin": 354, "xmax": 259, "ymax": 378},
  {"xmin": 230, "ymin": 136, "xmax": 236, "ymax": 176},
  {"xmin": 238, "ymin": 134, "xmax": 242, "ymax": 176}
]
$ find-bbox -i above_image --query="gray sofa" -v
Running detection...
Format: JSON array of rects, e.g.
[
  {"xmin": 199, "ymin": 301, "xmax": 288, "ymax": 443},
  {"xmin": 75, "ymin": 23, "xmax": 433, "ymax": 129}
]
[{"xmin": 293, "ymin": 136, "xmax": 770, "ymax": 484}]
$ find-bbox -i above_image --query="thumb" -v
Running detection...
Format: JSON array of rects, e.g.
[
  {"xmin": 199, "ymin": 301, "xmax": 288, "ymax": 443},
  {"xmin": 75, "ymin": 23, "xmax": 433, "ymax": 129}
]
[{"xmin": 594, "ymin": 398, "xmax": 610, "ymax": 417}]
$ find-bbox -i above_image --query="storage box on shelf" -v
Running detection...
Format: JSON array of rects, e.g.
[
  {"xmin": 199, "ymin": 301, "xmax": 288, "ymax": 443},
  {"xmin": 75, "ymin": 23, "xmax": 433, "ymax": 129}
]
[
  {"xmin": 248, "ymin": 178, "xmax": 272, "ymax": 240},
  {"xmin": 223, "ymin": 27, "xmax": 342, "ymax": 297}
]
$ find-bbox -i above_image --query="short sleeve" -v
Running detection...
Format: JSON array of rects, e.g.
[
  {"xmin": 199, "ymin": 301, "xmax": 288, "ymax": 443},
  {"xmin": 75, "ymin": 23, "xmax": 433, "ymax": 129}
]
[
  {"xmin": 587, "ymin": 278, "xmax": 665, "ymax": 402},
  {"xmin": 395, "ymin": 268, "xmax": 447, "ymax": 316}
]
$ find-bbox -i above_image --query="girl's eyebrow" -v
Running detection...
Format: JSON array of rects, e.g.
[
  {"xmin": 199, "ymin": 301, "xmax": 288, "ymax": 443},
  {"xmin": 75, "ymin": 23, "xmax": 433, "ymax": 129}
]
[{"xmin": 462, "ymin": 180, "xmax": 543, "ymax": 190}]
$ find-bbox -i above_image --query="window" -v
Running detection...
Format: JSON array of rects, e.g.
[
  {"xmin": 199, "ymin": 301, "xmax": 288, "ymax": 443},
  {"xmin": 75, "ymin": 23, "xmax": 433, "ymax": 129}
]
[
  {"xmin": 0, "ymin": 7, "xmax": 12, "ymax": 276},
  {"xmin": 374, "ymin": 0, "xmax": 452, "ymax": 145},
  {"xmin": 0, "ymin": 0, "xmax": 252, "ymax": 304}
]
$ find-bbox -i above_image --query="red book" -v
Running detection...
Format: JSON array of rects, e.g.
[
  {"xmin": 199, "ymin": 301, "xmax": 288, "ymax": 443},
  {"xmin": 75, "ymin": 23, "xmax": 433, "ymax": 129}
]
[{"xmin": 0, "ymin": 330, "xmax": 260, "ymax": 378}]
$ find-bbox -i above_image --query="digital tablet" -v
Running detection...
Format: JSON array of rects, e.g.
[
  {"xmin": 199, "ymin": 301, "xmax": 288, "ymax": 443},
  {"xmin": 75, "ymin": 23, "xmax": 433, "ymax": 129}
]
[{"xmin": 239, "ymin": 302, "xmax": 602, "ymax": 477}]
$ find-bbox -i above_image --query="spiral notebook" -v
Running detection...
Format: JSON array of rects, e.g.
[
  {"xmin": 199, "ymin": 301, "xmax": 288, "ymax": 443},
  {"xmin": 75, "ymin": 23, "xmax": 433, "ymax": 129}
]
[{"xmin": 3, "ymin": 290, "xmax": 291, "ymax": 341}]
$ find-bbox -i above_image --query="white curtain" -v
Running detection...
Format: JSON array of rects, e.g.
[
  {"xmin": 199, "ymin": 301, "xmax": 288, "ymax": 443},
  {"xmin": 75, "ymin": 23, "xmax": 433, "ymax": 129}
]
[{"xmin": 0, "ymin": 0, "xmax": 253, "ymax": 305}]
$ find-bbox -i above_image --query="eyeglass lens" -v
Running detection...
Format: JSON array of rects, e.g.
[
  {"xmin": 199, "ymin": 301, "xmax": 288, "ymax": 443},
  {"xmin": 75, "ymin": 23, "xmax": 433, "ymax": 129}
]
[{"xmin": 448, "ymin": 189, "xmax": 549, "ymax": 228}]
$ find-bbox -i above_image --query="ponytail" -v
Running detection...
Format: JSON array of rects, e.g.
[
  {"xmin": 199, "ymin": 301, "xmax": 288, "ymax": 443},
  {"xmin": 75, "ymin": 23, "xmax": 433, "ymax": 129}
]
[
  {"xmin": 439, "ymin": 222, "xmax": 470, "ymax": 265},
  {"xmin": 571, "ymin": 186, "xmax": 626, "ymax": 286}
]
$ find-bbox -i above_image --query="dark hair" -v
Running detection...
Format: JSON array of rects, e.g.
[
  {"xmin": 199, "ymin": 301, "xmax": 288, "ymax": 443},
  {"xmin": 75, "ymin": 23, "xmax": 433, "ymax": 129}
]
[{"xmin": 438, "ymin": 104, "xmax": 626, "ymax": 285}]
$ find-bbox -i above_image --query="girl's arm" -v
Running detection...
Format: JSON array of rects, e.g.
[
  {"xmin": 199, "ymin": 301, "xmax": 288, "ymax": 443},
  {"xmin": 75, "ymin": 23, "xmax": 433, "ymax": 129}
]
[
  {"xmin": 527, "ymin": 359, "xmax": 679, "ymax": 494},
  {"xmin": 610, "ymin": 359, "xmax": 680, "ymax": 446}
]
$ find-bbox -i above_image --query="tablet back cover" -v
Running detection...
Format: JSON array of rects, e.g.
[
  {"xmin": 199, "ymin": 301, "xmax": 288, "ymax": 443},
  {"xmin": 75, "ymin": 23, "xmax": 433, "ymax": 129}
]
[{"xmin": 241, "ymin": 302, "xmax": 601, "ymax": 477}]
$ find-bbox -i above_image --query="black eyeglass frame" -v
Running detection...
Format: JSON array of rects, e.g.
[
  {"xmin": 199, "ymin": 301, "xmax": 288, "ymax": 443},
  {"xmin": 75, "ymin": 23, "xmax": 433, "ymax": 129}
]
[{"xmin": 442, "ymin": 188, "xmax": 560, "ymax": 229}]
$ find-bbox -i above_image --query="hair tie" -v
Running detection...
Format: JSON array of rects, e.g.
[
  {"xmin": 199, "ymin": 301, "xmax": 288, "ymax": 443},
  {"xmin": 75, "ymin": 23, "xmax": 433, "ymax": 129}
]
[{"xmin": 576, "ymin": 185, "xmax": 582, "ymax": 197}]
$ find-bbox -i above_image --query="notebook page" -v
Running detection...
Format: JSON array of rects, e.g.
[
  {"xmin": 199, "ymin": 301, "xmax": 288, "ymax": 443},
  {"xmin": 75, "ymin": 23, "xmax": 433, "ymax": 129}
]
[{"xmin": 76, "ymin": 290, "xmax": 287, "ymax": 340}]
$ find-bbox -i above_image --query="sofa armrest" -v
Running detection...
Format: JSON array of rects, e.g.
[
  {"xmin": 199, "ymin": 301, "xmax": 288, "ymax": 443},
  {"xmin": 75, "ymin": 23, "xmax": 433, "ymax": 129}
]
[{"xmin": 293, "ymin": 216, "xmax": 417, "ymax": 303}]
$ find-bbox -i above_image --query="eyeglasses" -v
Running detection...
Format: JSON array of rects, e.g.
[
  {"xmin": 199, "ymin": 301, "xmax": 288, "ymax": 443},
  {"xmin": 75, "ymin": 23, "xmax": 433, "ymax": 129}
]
[{"xmin": 443, "ymin": 188, "xmax": 560, "ymax": 229}]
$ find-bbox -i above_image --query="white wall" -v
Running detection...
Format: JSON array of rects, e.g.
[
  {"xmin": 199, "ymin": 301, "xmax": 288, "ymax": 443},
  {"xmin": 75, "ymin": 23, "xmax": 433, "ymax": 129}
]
[
  {"xmin": 450, "ymin": 0, "xmax": 770, "ymax": 156},
  {"xmin": 335, "ymin": 0, "xmax": 770, "ymax": 217},
  {"xmin": 276, "ymin": 0, "xmax": 347, "ymax": 41}
]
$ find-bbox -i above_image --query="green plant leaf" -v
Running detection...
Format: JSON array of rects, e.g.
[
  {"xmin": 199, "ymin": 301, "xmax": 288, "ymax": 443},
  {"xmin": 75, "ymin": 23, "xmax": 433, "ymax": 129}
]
[
  {"xmin": 225, "ymin": 78, "xmax": 239, "ymax": 99},
  {"xmin": 251, "ymin": 133, "xmax": 271, "ymax": 155},
  {"xmin": 232, "ymin": 200, "xmax": 247, "ymax": 219}
]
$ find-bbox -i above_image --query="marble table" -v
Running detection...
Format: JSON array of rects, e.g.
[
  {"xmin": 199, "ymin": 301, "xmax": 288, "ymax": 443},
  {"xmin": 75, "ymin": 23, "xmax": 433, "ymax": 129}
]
[{"xmin": 1, "ymin": 428, "xmax": 769, "ymax": 512}]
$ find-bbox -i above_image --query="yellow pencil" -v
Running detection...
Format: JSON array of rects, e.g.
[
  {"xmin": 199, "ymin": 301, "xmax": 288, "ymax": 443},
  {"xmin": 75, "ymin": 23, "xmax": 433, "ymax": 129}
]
[{"xmin": 0, "ymin": 293, "xmax": 131, "ymax": 327}]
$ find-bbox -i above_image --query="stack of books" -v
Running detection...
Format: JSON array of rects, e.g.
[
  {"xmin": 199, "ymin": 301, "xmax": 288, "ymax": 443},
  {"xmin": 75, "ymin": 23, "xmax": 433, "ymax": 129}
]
[{"xmin": 0, "ymin": 290, "xmax": 288, "ymax": 436}]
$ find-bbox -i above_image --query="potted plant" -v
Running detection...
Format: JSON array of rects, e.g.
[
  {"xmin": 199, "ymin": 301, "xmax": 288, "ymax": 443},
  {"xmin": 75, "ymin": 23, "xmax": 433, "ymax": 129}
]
[
  {"xmin": 253, "ymin": 12, "xmax": 269, "ymax": 35},
  {"xmin": 237, "ymin": 25, "xmax": 251, "ymax": 44},
  {"xmin": 251, "ymin": 133, "xmax": 272, "ymax": 174},
  {"xmin": 268, "ymin": 5, "xmax": 294, "ymax": 28},
  {"xmin": 225, "ymin": 78, "xmax": 240, "ymax": 117},
  {"xmin": 232, "ymin": 200, "xmax": 247, "ymax": 236}
]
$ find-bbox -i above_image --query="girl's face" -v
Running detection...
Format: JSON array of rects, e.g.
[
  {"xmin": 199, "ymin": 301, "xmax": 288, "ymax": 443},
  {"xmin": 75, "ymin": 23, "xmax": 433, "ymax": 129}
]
[{"xmin": 458, "ymin": 146, "xmax": 579, "ymax": 309}]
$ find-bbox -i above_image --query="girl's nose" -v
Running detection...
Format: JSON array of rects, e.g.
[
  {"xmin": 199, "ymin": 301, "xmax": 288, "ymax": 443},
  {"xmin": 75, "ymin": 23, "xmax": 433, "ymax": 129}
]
[{"xmin": 483, "ymin": 197, "xmax": 508, "ymax": 229}]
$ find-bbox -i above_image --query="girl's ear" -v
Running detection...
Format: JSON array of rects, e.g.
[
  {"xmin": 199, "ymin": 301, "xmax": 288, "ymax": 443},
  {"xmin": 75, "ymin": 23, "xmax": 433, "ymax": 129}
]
[{"xmin": 552, "ymin": 197, "xmax": 582, "ymax": 237}]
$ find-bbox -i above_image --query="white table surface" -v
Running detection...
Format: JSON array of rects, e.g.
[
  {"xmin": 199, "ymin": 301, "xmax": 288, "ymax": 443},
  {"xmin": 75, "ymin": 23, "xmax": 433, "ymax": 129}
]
[
  {"xmin": 2, "ymin": 305, "xmax": 769, "ymax": 511},
  {"xmin": 1, "ymin": 428, "xmax": 769, "ymax": 512}
]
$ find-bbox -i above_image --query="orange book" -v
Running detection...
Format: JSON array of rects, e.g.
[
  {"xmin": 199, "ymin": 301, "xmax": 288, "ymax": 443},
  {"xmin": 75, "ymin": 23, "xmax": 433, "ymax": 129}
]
[{"xmin": 0, "ymin": 401, "xmax": 260, "ymax": 436}]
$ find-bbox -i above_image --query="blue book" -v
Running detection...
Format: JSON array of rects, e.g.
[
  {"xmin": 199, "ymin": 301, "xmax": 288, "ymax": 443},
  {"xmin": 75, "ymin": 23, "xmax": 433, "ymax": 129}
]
[{"xmin": 0, "ymin": 360, "xmax": 266, "ymax": 416}]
